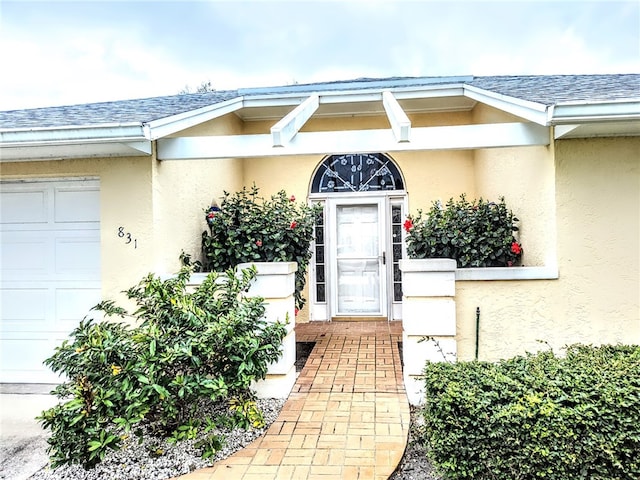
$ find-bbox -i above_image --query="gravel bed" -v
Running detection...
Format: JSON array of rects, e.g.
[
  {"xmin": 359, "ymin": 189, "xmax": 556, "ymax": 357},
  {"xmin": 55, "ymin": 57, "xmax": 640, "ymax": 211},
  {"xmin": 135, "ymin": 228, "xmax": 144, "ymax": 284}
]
[
  {"xmin": 30, "ymin": 398, "xmax": 285, "ymax": 480},
  {"xmin": 31, "ymin": 402, "xmax": 441, "ymax": 480}
]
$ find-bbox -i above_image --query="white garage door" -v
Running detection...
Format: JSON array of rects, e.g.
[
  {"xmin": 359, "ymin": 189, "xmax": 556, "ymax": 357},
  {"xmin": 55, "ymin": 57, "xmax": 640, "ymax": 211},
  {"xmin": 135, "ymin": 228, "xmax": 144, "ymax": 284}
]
[{"xmin": 1, "ymin": 179, "xmax": 101, "ymax": 383}]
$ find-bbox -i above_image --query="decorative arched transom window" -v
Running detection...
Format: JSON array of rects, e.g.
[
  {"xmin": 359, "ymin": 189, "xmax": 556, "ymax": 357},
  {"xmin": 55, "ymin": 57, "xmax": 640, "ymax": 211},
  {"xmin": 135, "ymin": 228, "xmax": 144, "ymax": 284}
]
[{"xmin": 310, "ymin": 153, "xmax": 404, "ymax": 194}]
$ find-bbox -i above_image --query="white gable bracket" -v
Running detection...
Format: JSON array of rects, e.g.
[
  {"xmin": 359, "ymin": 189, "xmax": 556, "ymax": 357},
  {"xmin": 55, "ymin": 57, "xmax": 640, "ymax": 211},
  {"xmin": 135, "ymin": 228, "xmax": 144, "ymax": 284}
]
[
  {"xmin": 382, "ymin": 90, "xmax": 411, "ymax": 142},
  {"xmin": 554, "ymin": 125, "xmax": 581, "ymax": 139},
  {"xmin": 271, "ymin": 94, "xmax": 319, "ymax": 147}
]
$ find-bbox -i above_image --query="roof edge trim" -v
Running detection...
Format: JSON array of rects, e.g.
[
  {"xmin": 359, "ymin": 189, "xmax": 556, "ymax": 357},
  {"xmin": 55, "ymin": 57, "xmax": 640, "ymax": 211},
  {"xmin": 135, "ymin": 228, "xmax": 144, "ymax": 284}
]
[
  {"xmin": 550, "ymin": 101, "xmax": 640, "ymax": 124},
  {"xmin": 146, "ymin": 96, "xmax": 245, "ymax": 139},
  {"xmin": 463, "ymin": 85, "xmax": 549, "ymax": 125},
  {"xmin": 0, "ymin": 124, "xmax": 149, "ymax": 147}
]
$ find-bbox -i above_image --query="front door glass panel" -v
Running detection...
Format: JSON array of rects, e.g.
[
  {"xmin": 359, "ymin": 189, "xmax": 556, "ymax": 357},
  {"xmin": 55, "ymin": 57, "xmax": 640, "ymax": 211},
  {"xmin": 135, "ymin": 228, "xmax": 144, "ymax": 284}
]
[{"xmin": 334, "ymin": 203, "xmax": 382, "ymax": 315}]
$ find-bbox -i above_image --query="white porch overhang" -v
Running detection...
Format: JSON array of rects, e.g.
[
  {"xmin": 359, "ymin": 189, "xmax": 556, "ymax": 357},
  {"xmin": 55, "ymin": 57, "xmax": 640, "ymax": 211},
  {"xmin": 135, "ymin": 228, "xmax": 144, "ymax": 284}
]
[
  {"xmin": 1, "ymin": 80, "xmax": 638, "ymax": 162},
  {"xmin": 156, "ymin": 85, "xmax": 551, "ymax": 160}
]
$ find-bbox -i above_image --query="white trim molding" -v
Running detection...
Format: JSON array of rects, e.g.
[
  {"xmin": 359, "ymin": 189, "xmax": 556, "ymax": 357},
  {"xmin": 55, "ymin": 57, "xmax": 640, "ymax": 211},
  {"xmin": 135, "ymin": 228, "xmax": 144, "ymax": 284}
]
[
  {"xmin": 157, "ymin": 122, "xmax": 550, "ymax": 160},
  {"xmin": 455, "ymin": 265, "xmax": 559, "ymax": 281},
  {"xmin": 464, "ymin": 85, "xmax": 549, "ymax": 125}
]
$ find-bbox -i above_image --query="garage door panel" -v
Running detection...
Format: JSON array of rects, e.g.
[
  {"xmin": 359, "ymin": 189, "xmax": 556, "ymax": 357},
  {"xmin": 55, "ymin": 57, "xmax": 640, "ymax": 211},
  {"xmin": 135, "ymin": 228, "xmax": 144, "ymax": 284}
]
[
  {"xmin": 0, "ymin": 335, "xmax": 66, "ymax": 384},
  {"xmin": 0, "ymin": 233, "xmax": 52, "ymax": 278},
  {"xmin": 55, "ymin": 287, "xmax": 101, "ymax": 323},
  {"xmin": 0, "ymin": 189, "xmax": 49, "ymax": 225},
  {"xmin": 1, "ymin": 288, "xmax": 48, "ymax": 324},
  {"xmin": 54, "ymin": 186, "xmax": 100, "ymax": 223},
  {"xmin": 54, "ymin": 233, "xmax": 101, "ymax": 277},
  {"xmin": 1, "ymin": 284, "xmax": 99, "ymax": 330}
]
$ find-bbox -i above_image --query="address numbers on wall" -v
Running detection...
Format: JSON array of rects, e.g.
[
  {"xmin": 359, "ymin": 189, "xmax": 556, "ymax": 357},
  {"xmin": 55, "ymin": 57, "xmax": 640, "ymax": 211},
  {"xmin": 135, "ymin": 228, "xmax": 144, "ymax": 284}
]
[{"xmin": 117, "ymin": 226, "xmax": 138, "ymax": 249}]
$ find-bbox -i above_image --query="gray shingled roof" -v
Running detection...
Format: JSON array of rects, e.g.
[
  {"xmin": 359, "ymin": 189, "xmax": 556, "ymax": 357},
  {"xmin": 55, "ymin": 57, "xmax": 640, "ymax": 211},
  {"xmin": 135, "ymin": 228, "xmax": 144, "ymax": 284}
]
[
  {"xmin": 1, "ymin": 75, "xmax": 638, "ymax": 130},
  {"xmin": 0, "ymin": 90, "xmax": 239, "ymax": 129},
  {"xmin": 468, "ymin": 74, "xmax": 640, "ymax": 105}
]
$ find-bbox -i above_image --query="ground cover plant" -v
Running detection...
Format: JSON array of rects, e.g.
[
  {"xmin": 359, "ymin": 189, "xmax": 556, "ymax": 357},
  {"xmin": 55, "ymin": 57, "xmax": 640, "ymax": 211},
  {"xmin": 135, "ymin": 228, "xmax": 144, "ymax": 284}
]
[
  {"xmin": 419, "ymin": 343, "xmax": 640, "ymax": 479},
  {"xmin": 38, "ymin": 266, "xmax": 287, "ymax": 469},
  {"xmin": 197, "ymin": 185, "xmax": 322, "ymax": 310},
  {"xmin": 404, "ymin": 194, "xmax": 522, "ymax": 267}
]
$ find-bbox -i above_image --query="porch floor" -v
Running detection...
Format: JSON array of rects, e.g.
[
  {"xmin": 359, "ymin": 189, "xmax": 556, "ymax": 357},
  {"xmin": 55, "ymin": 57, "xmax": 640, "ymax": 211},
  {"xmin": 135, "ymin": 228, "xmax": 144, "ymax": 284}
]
[{"xmin": 176, "ymin": 321, "xmax": 409, "ymax": 480}]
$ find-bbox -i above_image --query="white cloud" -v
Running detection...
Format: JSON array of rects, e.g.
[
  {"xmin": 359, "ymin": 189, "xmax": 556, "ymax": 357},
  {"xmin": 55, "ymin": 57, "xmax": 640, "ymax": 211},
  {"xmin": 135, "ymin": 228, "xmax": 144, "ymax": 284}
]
[
  {"xmin": 0, "ymin": 0, "xmax": 637, "ymax": 111},
  {"xmin": 0, "ymin": 24, "xmax": 199, "ymax": 109},
  {"xmin": 469, "ymin": 25, "xmax": 640, "ymax": 76}
]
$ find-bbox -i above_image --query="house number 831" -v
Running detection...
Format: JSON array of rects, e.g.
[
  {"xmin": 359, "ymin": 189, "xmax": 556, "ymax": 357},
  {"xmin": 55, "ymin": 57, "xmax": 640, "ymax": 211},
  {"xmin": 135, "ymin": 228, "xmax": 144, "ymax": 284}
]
[{"xmin": 117, "ymin": 226, "xmax": 137, "ymax": 249}]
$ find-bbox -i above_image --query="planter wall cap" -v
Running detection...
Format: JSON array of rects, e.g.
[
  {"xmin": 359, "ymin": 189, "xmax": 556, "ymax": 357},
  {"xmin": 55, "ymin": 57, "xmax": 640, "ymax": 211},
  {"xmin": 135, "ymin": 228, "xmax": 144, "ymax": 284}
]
[
  {"xmin": 399, "ymin": 258, "xmax": 457, "ymax": 272},
  {"xmin": 184, "ymin": 272, "xmax": 229, "ymax": 287},
  {"xmin": 237, "ymin": 262, "xmax": 298, "ymax": 275},
  {"xmin": 455, "ymin": 265, "xmax": 559, "ymax": 281},
  {"xmin": 187, "ymin": 272, "xmax": 213, "ymax": 284}
]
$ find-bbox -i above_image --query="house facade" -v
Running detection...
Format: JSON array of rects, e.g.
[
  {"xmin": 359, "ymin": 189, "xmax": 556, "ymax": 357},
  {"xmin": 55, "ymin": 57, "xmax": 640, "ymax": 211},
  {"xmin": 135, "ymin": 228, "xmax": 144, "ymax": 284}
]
[{"xmin": 1, "ymin": 75, "xmax": 639, "ymax": 384}]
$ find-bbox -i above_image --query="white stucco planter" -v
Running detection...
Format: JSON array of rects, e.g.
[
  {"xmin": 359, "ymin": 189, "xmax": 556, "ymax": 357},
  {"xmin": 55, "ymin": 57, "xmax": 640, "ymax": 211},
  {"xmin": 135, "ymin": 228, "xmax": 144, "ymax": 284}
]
[
  {"xmin": 400, "ymin": 258, "xmax": 458, "ymax": 405},
  {"xmin": 400, "ymin": 258, "xmax": 457, "ymax": 297},
  {"xmin": 403, "ymin": 298, "xmax": 456, "ymax": 336},
  {"xmin": 237, "ymin": 262, "xmax": 297, "ymax": 299},
  {"xmin": 188, "ymin": 262, "xmax": 298, "ymax": 399}
]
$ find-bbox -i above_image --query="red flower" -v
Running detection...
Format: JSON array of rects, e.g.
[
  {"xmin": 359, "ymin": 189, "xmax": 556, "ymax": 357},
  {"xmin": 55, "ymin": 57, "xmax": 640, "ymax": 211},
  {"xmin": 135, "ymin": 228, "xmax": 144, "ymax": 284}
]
[
  {"xmin": 256, "ymin": 240, "xmax": 263, "ymax": 247},
  {"xmin": 507, "ymin": 261, "xmax": 513, "ymax": 267},
  {"xmin": 403, "ymin": 218, "xmax": 413, "ymax": 233},
  {"xmin": 290, "ymin": 221, "xmax": 297, "ymax": 229},
  {"xmin": 295, "ymin": 308, "xmax": 299, "ymax": 316},
  {"xmin": 289, "ymin": 195, "xmax": 296, "ymax": 202},
  {"xmin": 511, "ymin": 242, "xmax": 522, "ymax": 255},
  {"xmin": 207, "ymin": 212, "xmax": 215, "ymax": 219}
]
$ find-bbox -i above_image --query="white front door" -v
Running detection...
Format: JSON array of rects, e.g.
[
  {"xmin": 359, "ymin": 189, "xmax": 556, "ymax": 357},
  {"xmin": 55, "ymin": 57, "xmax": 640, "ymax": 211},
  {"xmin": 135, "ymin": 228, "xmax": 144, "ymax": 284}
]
[{"xmin": 329, "ymin": 198, "xmax": 386, "ymax": 317}]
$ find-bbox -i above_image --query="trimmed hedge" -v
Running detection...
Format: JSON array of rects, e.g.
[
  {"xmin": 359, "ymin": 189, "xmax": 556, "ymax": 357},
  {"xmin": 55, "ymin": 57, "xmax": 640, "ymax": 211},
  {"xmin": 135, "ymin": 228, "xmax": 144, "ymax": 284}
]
[{"xmin": 420, "ymin": 344, "xmax": 640, "ymax": 479}]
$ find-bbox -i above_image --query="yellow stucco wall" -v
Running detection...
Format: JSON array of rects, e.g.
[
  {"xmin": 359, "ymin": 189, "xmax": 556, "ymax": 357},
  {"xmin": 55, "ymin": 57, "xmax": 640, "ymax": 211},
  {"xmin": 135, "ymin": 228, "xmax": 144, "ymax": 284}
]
[
  {"xmin": 473, "ymin": 145, "xmax": 556, "ymax": 266},
  {"xmin": 471, "ymin": 102, "xmax": 556, "ymax": 266},
  {"xmin": 456, "ymin": 136, "xmax": 640, "ymax": 361},
  {"xmin": 152, "ymin": 157, "xmax": 243, "ymax": 274},
  {"xmin": 155, "ymin": 111, "xmax": 245, "ymax": 273}
]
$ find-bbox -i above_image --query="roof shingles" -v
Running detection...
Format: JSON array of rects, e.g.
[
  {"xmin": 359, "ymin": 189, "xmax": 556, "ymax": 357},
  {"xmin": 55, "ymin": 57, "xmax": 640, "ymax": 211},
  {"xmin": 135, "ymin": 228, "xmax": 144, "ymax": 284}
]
[
  {"xmin": 0, "ymin": 90, "xmax": 238, "ymax": 129},
  {"xmin": 469, "ymin": 74, "xmax": 640, "ymax": 105},
  {"xmin": 1, "ymin": 74, "xmax": 638, "ymax": 130}
]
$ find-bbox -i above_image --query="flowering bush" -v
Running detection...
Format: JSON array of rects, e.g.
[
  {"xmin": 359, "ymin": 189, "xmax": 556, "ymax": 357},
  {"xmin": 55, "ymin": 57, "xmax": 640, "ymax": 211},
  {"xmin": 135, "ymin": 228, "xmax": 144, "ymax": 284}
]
[
  {"xmin": 200, "ymin": 185, "xmax": 321, "ymax": 310},
  {"xmin": 38, "ymin": 266, "xmax": 286, "ymax": 468},
  {"xmin": 404, "ymin": 194, "xmax": 522, "ymax": 268}
]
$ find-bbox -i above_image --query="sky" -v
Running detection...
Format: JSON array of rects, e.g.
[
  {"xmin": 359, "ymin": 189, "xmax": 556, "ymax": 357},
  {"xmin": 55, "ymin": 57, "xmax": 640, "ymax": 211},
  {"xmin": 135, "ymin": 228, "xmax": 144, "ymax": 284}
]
[{"xmin": 0, "ymin": 0, "xmax": 638, "ymax": 111}]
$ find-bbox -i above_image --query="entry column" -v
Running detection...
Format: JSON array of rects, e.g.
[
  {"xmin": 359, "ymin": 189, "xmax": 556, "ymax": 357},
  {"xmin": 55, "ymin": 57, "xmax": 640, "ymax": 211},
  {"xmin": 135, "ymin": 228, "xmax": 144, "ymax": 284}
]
[{"xmin": 399, "ymin": 258, "xmax": 457, "ymax": 405}]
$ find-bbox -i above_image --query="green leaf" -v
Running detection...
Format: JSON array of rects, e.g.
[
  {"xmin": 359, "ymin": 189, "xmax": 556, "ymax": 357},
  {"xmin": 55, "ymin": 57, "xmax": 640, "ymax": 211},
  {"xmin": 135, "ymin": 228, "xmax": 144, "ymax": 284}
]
[{"xmin": 87, "ymin": 441, "xmax": 102, "ymax": 452}]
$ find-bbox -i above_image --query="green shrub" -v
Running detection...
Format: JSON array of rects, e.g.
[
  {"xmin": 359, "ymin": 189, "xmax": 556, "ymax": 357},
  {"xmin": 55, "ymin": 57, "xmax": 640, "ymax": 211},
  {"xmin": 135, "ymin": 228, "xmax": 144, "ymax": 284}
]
[
  {"xmin": 405, "ymin": 194, "xmax": 522, "ymax": 267},
  {"xmin": 420, "ymin": 344, "xmax": 640, "ymax": 480},
  {"xmin": 199, "ymin": 185, "xmax": 322, "ymax": 310},
  {"xmin": 38, "ymin": 266, "xmax": 287, "ymax": 468}
]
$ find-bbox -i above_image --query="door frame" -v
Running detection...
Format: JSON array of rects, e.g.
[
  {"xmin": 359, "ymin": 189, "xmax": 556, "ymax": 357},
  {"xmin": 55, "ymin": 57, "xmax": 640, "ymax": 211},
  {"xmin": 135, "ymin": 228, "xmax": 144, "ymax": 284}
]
[
  {"xmin": 328, "ymin": 196, "xmax": 387, "ymax": 318},
  {"xmin": 308, "ymin": 191, "xmax": 407, "ymax": 321}
]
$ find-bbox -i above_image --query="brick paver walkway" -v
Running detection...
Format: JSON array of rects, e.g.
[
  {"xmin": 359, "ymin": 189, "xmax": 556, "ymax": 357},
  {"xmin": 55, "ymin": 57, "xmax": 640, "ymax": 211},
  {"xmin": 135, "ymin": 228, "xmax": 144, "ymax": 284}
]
[{"xmin": 177, "ymin": 321, "xmax": 409, "ymax": 480}]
